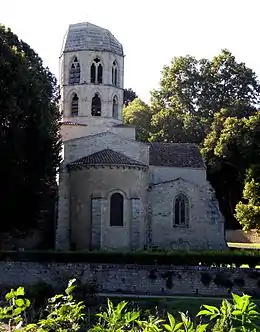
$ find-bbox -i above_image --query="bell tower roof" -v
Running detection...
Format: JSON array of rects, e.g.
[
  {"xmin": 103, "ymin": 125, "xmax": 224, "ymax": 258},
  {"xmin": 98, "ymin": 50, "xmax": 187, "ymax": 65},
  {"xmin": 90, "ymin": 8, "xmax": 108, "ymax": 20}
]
[{"xmin": 61, "ymin": 22, "xmax": 124, "ymax": 56}]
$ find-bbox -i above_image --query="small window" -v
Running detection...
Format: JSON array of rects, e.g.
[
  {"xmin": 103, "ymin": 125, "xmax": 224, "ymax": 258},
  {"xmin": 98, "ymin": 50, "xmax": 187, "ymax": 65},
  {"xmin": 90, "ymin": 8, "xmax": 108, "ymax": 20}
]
[
  {"xmin": 90, "ymin": 58, "xmax": 103, "ymax": 84},
  {"xmin": 174, "ymin": 194, "xmax": 189, "ymax": 226},
  {"xmin": 112, "ymin": 60, "xmax": 118, "ymax": 86},
  {"xmin": 91, "ymin": 93, "xmax": 101, "ymax": 116},
  {"xmin": 71, "ymin": 93, "xmax": 79, "ymax": 116},
  {"xmin": 97, "ymin": 64, "xmax": 103, "ymax": 83},
  {"xmin": 112, "ymin": 95, "xmax": 118, "ymax": 118},
  {"xmin": 69, "ymin": 57, "xmax": 80, "ymax": 84},
  {"xmin": 114, "ymin": 68, "xmax": 117, "ymax": 86},
  {"xmin": 110, "ymin": 193, "xmax": 124, "ymax": 226},
  {"xmin": 90, "ymin": 63, "xmax": 96, "ymax": 83}
]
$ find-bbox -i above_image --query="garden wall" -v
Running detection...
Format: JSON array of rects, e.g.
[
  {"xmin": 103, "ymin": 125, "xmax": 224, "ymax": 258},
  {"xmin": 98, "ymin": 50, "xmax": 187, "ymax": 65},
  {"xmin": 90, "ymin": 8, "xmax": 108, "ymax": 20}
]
[{"xmin": 1, "ymin": 261, "xmax": 260, "ymax": 297}]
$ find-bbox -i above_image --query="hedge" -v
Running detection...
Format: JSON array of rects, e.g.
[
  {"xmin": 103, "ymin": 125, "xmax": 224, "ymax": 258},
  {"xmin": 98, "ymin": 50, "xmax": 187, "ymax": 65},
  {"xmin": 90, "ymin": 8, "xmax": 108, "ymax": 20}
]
[{"xmin": 0, "ymin": 249, "xmax": 260, "ymax": 267}]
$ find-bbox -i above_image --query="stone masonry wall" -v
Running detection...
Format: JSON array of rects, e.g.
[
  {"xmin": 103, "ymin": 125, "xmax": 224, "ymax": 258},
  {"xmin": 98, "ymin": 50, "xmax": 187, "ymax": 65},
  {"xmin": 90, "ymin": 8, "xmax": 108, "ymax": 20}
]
[
  {"xmin": 69, "ymin": 167, "xmax": 148, "ymax": 250},
  {"xmin": 64, "ymin": 131, "xmax": 149, "ymax": 165},
  {"xmin": 60, "ymin": 50, "xmax": 124, "ymax": 120},
  {"xmin": 149, "ymin": 176, "xmax": 226, "ymax": 250},
  {"xmin": 0, "ymin": 262, "xmax": 260, "ymax": 297}
]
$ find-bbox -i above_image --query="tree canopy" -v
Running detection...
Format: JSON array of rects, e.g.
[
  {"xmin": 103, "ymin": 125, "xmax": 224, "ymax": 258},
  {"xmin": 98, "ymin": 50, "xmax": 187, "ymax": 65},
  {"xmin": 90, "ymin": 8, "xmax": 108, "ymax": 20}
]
[
  {"xmin": 201, "ymin": 110, "xmax": 260, "ymax": 229},
  {"xmin": 150, "ymin": 49, "xmax": 260, "ymax": 143},
  {"xmin": 0, "ymin": 25, "xmax": 61, "ymax": 234},
  {"xmin": 123, "ymin": 98, "xmax": 152, "ymax": 142},
  {"xmin": 123, "ymin": 88, "xmax": 138, "ymax": 106}
]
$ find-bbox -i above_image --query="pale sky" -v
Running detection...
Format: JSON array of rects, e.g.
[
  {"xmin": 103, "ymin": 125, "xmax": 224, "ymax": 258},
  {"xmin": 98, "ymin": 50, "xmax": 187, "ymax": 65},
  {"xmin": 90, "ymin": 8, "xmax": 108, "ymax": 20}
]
[{"xmin": 2, "ymin": 0, "xmax": 260, "ymax": 102}]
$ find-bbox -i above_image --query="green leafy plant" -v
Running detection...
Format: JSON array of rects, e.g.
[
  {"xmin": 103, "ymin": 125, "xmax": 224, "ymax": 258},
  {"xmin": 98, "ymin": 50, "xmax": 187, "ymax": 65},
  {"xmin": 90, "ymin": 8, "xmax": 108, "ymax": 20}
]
[
  {"xmin": 0, "ymin": 280, "xmax": 258, "ymax": 331},
  {"xmin": 197, "ymin": 293, "xmax": 260, "ymax": 331},
  {"xmin": 32, "ymin": 279, "xmax": 85, "ymax": 332},
  {"xmin": 0, "ymin": 286, "xmax": 30, "ymax": 331},
  {"xmin": 90, "ymin": 299, "xmax": 140, "ymax": 332}
]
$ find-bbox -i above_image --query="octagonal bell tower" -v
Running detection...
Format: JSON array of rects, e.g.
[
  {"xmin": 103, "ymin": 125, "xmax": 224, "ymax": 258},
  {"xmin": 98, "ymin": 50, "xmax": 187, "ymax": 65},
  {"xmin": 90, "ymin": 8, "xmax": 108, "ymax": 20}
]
[{"xmin": 59, "ymin": 22, "xmax": 124, "ymax": 140}]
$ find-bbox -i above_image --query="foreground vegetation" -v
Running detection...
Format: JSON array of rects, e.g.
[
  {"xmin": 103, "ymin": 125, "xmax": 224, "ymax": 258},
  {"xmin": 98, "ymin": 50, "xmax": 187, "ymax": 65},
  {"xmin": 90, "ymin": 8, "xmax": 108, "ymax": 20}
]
[{"xmin": 0, "ymin": 279, "xmax": 260, "ymax": 331}]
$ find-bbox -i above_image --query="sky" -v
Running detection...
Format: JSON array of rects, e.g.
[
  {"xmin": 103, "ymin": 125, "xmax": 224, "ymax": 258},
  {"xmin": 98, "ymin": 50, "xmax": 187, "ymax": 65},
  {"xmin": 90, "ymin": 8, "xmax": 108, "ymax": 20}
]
[{"xmin": 1, "ymin": 0, "xmax": 260, "ymax": 102}]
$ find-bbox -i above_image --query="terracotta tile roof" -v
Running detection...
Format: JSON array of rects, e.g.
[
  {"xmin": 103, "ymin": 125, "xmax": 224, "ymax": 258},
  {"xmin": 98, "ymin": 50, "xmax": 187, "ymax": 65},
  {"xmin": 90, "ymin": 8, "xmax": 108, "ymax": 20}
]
[
  {"xmin": 149, "ymin": 143, "xmax": 205, "ymax": 168},
  {"xmin": 67, "ymin": 149, "xmax": 147, "ymax": 170}
]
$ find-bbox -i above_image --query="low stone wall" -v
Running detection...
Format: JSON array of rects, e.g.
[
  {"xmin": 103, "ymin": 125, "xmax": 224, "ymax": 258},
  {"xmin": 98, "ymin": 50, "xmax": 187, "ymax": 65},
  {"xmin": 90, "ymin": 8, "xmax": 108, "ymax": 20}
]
[
  {"xmin": 0, "ymin": 261, "xmax": 260, "ymax": 297},
  {"xmin": 226, "ymin": 229, "xmax": 260, "ymax": 243}
]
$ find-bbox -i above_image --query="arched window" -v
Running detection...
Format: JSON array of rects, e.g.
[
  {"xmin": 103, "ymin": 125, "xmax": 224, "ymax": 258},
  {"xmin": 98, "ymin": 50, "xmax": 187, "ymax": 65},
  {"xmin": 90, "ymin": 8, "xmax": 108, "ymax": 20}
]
[
  {"xmin": 112, "ymin": 95, "xmax": 119, "ymax": 118},
  {"xmin": 110, "ymin": 193, "xmax": 124, "ymax": 226},
  {"xmin": 97, "ymin": 64, "xmax": 103, "ymax": 84},
  {"xmin": 112, "ymin": 60, "xmax": 118, "ymax": 86},
  {"xmin": 174, "ymin": 194, "xmax": 189, "ymax": 226},
  {"xmin": 69, "ymin": 57, "xmax": 80, "ymax": 84},
  {"xmin": 90, "ymin": 58, "xmax": 103, "ymax": 84},
  {"xmin": 91, "ymin": 63, "xmax": 96, "ymax": 83},
  {"xmin": 71, "ymin": 93, "xmax": 79, "ymax": 116},
  {"xmin": 91, "ymin": 93, "xmax": 101, "ymax": 116}
]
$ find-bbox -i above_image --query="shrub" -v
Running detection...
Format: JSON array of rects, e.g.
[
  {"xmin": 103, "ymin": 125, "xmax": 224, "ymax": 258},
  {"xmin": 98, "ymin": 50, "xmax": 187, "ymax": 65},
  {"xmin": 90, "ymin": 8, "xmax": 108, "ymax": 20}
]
[
  {"xmin": 0, "ymin": 249, "xmax": 260, "ymax": 268},
  {"xmin": 214, "ymin": 272, "xmax": 234, "ymax": 288},
  {"xmin": 201, "ymin": 272, "xmax": 212, "ymax": 286}
]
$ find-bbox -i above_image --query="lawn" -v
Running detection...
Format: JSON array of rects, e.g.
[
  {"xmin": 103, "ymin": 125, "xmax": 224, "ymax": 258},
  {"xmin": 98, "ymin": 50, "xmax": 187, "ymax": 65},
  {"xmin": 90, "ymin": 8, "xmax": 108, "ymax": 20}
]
[{"xmin": 228, "ymin": 242, "xmax": 260, "ymax": 249}]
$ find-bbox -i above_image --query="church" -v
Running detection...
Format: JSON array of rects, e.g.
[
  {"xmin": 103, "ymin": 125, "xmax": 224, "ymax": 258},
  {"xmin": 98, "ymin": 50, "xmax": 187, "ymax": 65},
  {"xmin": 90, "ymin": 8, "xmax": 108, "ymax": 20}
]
[{"xmin": 55, "ymin": 22, "xmax": 227, "ymax": 251}]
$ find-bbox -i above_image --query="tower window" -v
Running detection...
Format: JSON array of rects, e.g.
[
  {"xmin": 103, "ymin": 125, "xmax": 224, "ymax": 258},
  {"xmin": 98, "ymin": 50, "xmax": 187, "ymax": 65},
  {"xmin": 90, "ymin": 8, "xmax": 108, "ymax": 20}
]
[
  {"xmin": 112, "ymin": 95, "xmax": 119, "ymax": 118},
  {"xmin": 91, "ymin": 93, "xmax": 101, "ymax": 116},
  {"xmin": 97, "ymin": 64, "xmax": 103, "ymax": 84},
  {"xmin": 90, "ymin": 58, "xmax": 103, "ymax": 84},
  {"xmin": 69, "ymin": 57, "xmax": 80, "ymax": 84},
  {"xmin": 110, "ymin": 193, "xmax": 124, "ymax": 226},
  {"xmin": 174, "ymin": 194, "xmax": 189, "ymax": 226},
  {"xmin": 112, "ymin": 60, "xmax": 118, "ymax": 86},
  {"xmin": 71, "ymin": 93, "xmax": 79, "ymax": 116},
  {"xmin": 91, "ymin": 63, "xmax": 96, "ymax": 83}
]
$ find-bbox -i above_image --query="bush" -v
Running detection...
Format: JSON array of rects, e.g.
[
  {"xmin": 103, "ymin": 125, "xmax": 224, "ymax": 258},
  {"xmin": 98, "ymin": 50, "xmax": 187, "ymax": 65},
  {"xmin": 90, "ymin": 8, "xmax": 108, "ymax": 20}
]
[
  {"xmin": 0, "ymin": 280, "xmax": 259, "ymax": 331},
  {"xmin": 0, "ymin": 249, "xmax": 260, "ymax": 268}
]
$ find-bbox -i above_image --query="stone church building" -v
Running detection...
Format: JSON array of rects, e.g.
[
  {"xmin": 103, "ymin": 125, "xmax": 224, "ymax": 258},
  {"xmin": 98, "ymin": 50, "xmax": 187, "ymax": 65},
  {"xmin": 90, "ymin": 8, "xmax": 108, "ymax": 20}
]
[{"xmin": 55, "ymin": 22, "xmax": 226, "ymax": 251}]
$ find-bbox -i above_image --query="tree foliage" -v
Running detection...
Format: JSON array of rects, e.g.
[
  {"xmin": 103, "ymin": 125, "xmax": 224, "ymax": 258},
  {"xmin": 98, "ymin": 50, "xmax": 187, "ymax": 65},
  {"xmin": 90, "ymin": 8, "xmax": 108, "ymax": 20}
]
[
  {"xmin": 150, "ymin": 107, "xmax": 205, "ymax": 143},
  {"xmin": 201, "ymin": 110, "xmax": 260, "ymax": 229},
  {"xmin": 123, "ymin": 98, "xmax": 152, "ymax": 142},
  {"xmin": 0, "ymin": 25, "xmax": 61, "ymax": 234},
  {"xmin": 123, "ymin": 88, "xmax": 138, "ymax": 106},
  {"xmin": 150, "ymin": 49, "xmax": 260, "ymax": 143}
]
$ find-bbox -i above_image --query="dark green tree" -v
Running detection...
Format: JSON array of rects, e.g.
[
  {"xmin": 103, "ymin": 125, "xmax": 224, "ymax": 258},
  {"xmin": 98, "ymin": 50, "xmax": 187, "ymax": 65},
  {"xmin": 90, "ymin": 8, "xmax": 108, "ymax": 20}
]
[
  {"xmin": 201, "ymin": 110, "xmax": 260, "ymax": 230},
  {"xmin": 0, "ymin": 25, "xmax": 61, "ymax": 234},
  {"xmin": 150, "ymin": 49, "xmax": 260, "ymax": 143},
  {"xmin": 123, "ymin": 88, "xmax": 138, "ymax": 106}
]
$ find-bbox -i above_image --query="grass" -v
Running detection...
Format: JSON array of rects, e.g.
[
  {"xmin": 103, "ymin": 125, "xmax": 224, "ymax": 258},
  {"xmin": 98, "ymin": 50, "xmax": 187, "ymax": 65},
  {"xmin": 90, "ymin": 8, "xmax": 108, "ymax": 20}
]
[{"xmin": 228, "ymin": 242, "xmax": 260, "ymax": 249}]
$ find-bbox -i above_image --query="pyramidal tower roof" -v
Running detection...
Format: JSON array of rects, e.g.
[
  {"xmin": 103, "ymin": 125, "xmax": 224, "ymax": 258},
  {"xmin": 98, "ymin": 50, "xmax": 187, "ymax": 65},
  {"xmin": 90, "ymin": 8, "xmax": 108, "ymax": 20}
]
[{"xmin": 61, "ymin": 22, "xmax": 124, "ymax": 56}]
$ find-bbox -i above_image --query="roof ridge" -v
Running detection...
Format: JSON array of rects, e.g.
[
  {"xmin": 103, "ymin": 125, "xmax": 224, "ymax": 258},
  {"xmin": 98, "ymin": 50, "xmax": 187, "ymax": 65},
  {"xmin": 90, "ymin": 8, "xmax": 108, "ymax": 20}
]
[
  {"xmin": 149, "ymin": 142, "xmax": 199, "ymax": 146},
  {"xmin": 65, "ymin": 130, "xmax": 147, "ymax": 145},
  {"xmin": 67, "ymin": 148, "xmax": 147, "ymax": 171}
]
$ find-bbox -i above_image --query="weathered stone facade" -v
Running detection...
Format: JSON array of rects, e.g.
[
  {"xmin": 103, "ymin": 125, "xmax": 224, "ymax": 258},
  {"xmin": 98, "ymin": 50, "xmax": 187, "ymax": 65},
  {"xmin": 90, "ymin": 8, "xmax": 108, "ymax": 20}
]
[
  {"xmin": 0, "ymin": 262, "xmax": 259, "ymax": 297},
  {"xmin": 56, "ymin": 22, "xmax": 227, "ymax": 251}
]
